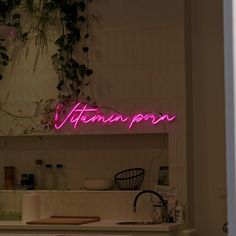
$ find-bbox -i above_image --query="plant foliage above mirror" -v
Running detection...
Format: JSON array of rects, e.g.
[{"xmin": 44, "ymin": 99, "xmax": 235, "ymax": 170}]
[
  {"xmin": 0, "ymin": 0, "xmax": 93, "ymax": 101},
  {"xmin": 0, "ymin": 0, "xmax": 94, "ymax": 135}
]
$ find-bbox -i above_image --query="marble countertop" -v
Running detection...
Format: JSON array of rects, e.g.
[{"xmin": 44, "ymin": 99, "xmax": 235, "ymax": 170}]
[{"xmin": 0, "ymin": 220, "xmax": 182, "ymax": 232}]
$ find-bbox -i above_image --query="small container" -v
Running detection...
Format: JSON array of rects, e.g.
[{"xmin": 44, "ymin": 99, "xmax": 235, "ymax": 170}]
[
  {"xmin": 35, "ymin": 160, "xmax": 44, "ymax": 190},
  {"xmin": 158, "ymin": 166, "xmax": 169, "ymax": 186},
  {"xmin": 55, "ymin": 164, "xmax": 67, "ymax": 190},
  {"xmin": 153, "ymin": 204, "xmax": 163, "ymax": 224},
  {"xmin": 4, "ymin": 166, "xmax": 15, "ymax": 190},
  {"xmin": 20, "ymin": 174, "xmax": 35, "ymax": 189},
  {"xmin": 44, "ymin": 164, "xmax": 55, "ymax": 190},
  {"xmin": 168, "ymin": 199, "xmax": 176, "ymax": 222},
  {"xmin": 21, "ymin": 174, "xmax": 28, "ymax": 187},
  {"xmin": 114, "ymin": 168, "xmax": 145, "ymax": 190},
  {"xmin": 27, "ymin": 174, "xmax": 34, "ymax": 187},
  {"xmin": 175, "ymin": 203, "xmax": 184, "ymax": 223}
]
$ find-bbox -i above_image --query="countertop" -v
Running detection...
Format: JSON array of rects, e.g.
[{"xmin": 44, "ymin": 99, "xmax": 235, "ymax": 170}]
[{"xmin": 0, "ymin": 220, "xmax": 182, "ymax": 232}]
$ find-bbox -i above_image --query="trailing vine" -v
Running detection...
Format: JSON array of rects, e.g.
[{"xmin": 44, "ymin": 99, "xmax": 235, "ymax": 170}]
[
  {"xmin": 0, "ymin": 0, "xmax": 94, "ymax": 134},
  {"xmin": 51, "ymin": 0, "xmax": 93, "ymax": 102},
  {"xmin": 0, "ymin": 0, "xmax": 21, "ymax": 80},
  {"xmin": 0, "ymin": 0, "xmax": 93, "ymax": 99}
]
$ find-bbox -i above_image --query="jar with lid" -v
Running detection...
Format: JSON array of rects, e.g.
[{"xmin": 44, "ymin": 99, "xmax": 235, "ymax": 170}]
[
  {"xmin": 4, "ymin": 166, "xmax": 15, "ymax": 190},
  {"xmin": 44, "ymin": 164, "xmax": 55, "ymax": 190},
  {"xmin": 55, "ymin": 164, "xmax": 67, "ymax": 190},
  {"xmin": 35, "ymin": 160, "xmax": 44, "ymax": 190}
]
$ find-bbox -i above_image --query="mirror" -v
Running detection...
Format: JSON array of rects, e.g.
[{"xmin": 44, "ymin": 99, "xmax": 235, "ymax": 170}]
[{"xmin": 0, "ymin": 0, "xmax": 181, "ymax": 136}]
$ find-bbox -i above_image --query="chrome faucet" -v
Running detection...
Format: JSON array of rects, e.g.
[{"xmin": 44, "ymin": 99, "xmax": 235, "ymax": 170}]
[{"xmin": 133, "ymin": 189, "xmax": 168, "ymax": 223}]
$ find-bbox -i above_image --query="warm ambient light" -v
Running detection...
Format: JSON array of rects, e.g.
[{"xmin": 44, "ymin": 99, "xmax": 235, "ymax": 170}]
[
  {"xmin": 0, "ymin": 25, "xmax": 16, "ymax": 38},
  {"xmin": 54, "ymin": 101, "xmax": 176, "ymax": 130}
]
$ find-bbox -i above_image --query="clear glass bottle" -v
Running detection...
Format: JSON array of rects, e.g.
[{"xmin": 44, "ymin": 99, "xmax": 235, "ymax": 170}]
[
  {"xmin": 44, "ymin": 164, "xmax": 55, "ymax": 190},
  {"xmin": 153, "ymin": 204, "xmax": 163, "ymax": 223},
  {"xmin": 55, "ymin": 164, "xmax": 67, "ymax": 190},
  {"xmin": 35, "ymin": 160, "xmax": 44, "ymax": 190},
  {"xmin": 175, "ymin": 202, "xmax": 184, "ymax": 223}
]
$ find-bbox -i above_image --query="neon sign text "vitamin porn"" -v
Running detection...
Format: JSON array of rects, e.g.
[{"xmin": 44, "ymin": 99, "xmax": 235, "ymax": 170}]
[{"xmin": 54, "ymin": 102, "xmax": 176, "ymax": 130}]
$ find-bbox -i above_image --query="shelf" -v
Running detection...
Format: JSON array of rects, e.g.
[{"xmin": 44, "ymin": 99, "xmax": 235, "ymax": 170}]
[{"xmin": 0, "ymin": 189, "xmax": 141, "ymax": 193}]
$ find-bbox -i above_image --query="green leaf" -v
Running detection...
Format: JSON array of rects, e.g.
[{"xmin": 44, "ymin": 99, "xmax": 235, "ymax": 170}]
[
  {"xmin": 55, "ymin": 35, "xmax": 66, "ymax": 48},
  {"xmin": 78, "ymin": 16, "xmax": 85, "ymax": 22},
  {"xmin": 1, "ymin": 52, "xmax": 9, "ymax": 61},
  {"xmin": 57, "ymin": 84, "xmax": 62, "ymax": 90},
  {"xmin": 22, "ymin": 32, "xmax": 28, "ymax": 38},
  {"xmin": 43, "ymin": 2, "xmax": 56, "ymax": 12},
  {"xmin": 0, "ymin": 46, "xmax": 6, "ymax": 51},
  {"xmin": 79, "ymin": 1, "xmax": 86, "ymax": 11},
  {"xmin": 60, "ymin": 3, "xmax": 72, "ymax": 14},
  {"xmin": 51, "ymin": 53, "xmax": 57, "ymax": 58},
  {"xmin": 12, "ymin": 13, "xmax": 20, "ymax": 19},
  {"xmin": 59, "ymin": 56, "xmax": 64, "ymax": 61},
  {"xmin": 13, "ymin": 23, "xmax": 20, "ymax": 28},
  {"xmin": 67, "ymin": 33, "xmax": 77, "ymax": 44},
  {"xmin": 2, "ymin": 61, "xmax": 8, "ymax": 66},
  {"xmin": 85, "ymin": 69, "xmax": 93, "ymax": 76},
  {"xmin": 69, "ymin": 58, "xmax": 79, "ymax": 68},
  {"xmin": 79, "ymin": 64, "xmax": 86, "ymax": 78},
  {"xmin": 82, "ymin": 47, "xmax": 89, "ymax": 52},
  {"xmin": 66, "ymin": 22, "xmax": 73, "ymax": 31},
  {"xmin": 72, "ymin": 28, "xmax": 80, "ymax": 41}
]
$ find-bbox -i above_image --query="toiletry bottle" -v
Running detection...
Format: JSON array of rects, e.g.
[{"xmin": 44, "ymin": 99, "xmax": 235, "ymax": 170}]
[
  {"xmin": 153, "ymin": 203, "xmax": 163, "ymax": 223},
  {"xmin": 168, "ymin": 199, "xmax": 176, "ymax": 222},
  {"xmin": 175, "ymin": 202, "xmax": 184, "ymax": 223},
  {"xmin": 35, "ymin": 160, "xmax": 44, "ymax": 190},
  {"xmin": 44, "ymin": 164, "xmax": 55, "ymax": 190},
  {"xmin": 55, "ymin": 164, "xmax": 67, "ymax": 190}
]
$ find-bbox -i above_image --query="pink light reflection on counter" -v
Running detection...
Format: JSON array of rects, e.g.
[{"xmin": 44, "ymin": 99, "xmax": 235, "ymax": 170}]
[{"xmin": 54, "ymin": 101, "xmax": 176, "ymax": 130}]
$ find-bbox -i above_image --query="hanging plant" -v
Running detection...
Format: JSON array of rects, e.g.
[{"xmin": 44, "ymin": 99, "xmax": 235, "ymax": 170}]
[
  {"xmin": 0, "ymin": 0, "xmax": 94, "ymax": 134},
  {"xmin": 19, "ymin": 0, "xmax": 93, "ymax": 104},
  {"xmin": 0, "ymin": 41, "xmax": 9, "ymax": 80},
  {"xmin": 0, "ymin": 0, "xmax": 93, "ymax": 100},
  {"xmin": 52, "ymin": 0, "xmax": 93, "ymax": 103},
  {"xmin": 0, "ymin": 0, "xmax": 22, "ymax": 79}
]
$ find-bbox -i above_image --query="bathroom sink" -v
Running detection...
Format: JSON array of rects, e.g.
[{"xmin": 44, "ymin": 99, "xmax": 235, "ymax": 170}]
[{"xmin": 116, "ymin": 221, "xmax": 161, "ymax": 225}]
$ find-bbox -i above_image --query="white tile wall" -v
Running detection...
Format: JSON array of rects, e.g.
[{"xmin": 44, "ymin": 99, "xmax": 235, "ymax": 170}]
[
  {"xmin": 0, "ymin": 190, "xmax": 163, "ymax": 221},
  {"xmin": 0, "ymin": 134, "xmax": 168, "ymax": 190}
]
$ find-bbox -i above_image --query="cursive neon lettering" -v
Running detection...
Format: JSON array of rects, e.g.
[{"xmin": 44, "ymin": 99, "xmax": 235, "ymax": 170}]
[{"xmin": 54, "ymin": 101, "xmax": 176, "ymax": 130}]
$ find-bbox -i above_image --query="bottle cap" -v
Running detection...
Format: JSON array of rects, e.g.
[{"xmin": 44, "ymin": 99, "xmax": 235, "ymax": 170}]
[
  {"xmin": 45, "ymin": 164, "xmax": 52, "ymax": 168},
  {"xmin": 56, "ymin": 164, "xmax": 63, "ymax": 168}
]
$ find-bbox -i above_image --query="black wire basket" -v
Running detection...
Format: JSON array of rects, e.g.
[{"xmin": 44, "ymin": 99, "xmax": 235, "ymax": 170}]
[{"xmin": 114, "ymin": 168, "xmax": 145, "ymax": 190}]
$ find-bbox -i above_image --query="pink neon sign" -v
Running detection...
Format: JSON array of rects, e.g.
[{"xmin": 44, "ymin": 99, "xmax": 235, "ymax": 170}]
[{"xmin": 54, "ymin": 101, "xmax": 176, "ymax": 130}]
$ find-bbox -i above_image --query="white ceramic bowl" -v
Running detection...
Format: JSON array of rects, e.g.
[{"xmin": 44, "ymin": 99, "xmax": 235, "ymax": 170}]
[{"xmin": 84, "ymin": 179, "xmax": 113, "ymax": 190}]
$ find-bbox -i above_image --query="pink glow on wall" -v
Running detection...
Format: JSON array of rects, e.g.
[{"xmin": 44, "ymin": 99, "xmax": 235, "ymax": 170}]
[{"xmin": 54, "ymin": 101, "xmax": 176, "ymax": 130}]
